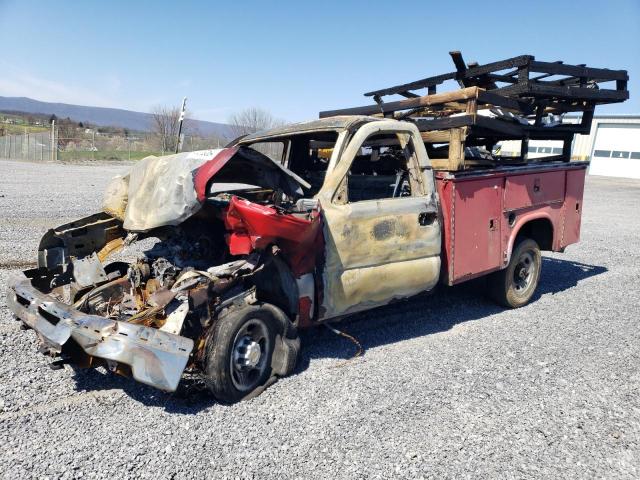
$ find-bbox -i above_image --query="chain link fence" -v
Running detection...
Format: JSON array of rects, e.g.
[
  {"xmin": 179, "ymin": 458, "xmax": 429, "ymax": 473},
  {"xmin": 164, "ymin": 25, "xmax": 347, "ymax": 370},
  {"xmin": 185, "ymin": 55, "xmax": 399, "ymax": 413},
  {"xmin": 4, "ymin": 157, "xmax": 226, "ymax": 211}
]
[
  {"xmin": 0, "ymin": 131, "xmax": 57, "ymax": 162},
  {"xmin": 56, "ymin": 130, "xmax": 160, "ymax": 162},
  {"xmin": 0, "ymin": 128, "xmax": 227, "ymax": 163}
]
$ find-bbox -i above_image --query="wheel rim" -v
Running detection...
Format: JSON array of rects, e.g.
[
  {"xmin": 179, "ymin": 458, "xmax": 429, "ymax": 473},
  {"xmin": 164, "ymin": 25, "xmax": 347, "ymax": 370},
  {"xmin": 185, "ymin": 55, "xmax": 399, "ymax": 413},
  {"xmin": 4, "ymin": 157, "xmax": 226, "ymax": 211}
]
[
  {"xmin": 230, "ymin": 318, "xmax": 271, "ymax": 392},
  {"xmin": 512, "ymin": 250, "xmax": 536, "ymax": 294}
]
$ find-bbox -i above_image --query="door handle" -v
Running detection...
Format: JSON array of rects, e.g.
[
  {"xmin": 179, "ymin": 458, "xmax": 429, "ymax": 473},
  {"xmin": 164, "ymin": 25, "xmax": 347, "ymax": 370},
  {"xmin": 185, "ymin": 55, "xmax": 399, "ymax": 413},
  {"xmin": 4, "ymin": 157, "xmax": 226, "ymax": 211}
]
[{"xmin": 418, "ymin": 211, "xmax": 437, "ymax": 226}]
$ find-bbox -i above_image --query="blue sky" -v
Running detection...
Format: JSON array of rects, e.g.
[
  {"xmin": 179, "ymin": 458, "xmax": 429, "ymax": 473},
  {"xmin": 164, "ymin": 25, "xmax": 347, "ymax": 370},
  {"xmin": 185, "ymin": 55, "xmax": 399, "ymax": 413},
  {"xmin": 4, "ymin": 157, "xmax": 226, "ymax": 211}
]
[{"xmin": 0, "ymin": 0, "xmax": 638, "ymax": 123}]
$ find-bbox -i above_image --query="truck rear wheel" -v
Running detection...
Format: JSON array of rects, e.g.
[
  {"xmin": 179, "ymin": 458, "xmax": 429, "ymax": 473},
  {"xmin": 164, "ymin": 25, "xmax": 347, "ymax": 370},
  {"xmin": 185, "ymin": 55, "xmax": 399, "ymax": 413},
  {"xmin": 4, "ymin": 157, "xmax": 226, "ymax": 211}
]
[
  {"xmin": 487, "ymin": 238, "xmax": 541, "ymax": 308},
  {"xmin": 203, "ymin": 303, "xmax": 299, "ymax": 403}
]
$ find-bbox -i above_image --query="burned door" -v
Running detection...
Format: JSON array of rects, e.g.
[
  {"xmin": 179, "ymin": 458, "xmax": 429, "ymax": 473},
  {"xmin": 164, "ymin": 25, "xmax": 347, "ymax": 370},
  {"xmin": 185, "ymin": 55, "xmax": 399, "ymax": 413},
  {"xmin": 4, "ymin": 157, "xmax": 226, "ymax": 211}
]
[{"xmin": 317, "ymin": 121, "xmax": 441, "ymax": 319}]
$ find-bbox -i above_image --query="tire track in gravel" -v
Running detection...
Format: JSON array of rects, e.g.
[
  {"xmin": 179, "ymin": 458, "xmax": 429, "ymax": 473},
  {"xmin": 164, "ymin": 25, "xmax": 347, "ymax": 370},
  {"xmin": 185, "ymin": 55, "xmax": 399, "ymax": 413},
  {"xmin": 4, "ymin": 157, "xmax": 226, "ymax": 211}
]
[
  {"xmin": 0, "ymin": 389, "xmax": 125, "ymax": 421},
  {"xmin": 0, "ymin": 260, "xmax": 37, "ymax": 269}
]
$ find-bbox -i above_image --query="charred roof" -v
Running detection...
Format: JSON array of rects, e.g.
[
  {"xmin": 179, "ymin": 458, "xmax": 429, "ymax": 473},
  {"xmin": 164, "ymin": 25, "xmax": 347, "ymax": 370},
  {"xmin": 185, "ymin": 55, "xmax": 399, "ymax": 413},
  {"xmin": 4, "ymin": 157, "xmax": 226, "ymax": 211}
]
[{"xmin": 238, "ymin": 116, "xmax": 384, "ymax": 143}]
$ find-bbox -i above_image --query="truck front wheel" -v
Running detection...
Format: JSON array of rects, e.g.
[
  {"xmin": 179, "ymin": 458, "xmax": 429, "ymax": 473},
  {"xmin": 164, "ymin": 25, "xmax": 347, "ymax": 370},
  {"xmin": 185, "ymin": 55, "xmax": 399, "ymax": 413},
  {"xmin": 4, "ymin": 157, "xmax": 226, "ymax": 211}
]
[
  {"xmin": 488, "ymin": 238, "xmax": 541, "ymax": 308},
  {"xmin": 203, "ymin": 303, "xmax": 300, "ymax": 403}
]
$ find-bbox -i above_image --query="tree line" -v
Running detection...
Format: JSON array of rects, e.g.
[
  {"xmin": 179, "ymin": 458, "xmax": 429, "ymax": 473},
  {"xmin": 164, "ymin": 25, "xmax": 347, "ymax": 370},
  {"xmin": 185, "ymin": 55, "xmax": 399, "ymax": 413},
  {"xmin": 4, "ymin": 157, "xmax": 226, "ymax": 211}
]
[{"xmin": 150, "ymin": 104, "xmax": 284, "ymax": 154}]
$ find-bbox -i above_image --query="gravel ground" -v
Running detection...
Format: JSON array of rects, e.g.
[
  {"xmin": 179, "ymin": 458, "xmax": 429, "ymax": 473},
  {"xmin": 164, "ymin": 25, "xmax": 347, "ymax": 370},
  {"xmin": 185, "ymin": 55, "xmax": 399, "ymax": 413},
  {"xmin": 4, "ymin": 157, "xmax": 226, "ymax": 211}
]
[{"xmin": 0, "ymin": 160, "xmax": 638, "ymax": 479}]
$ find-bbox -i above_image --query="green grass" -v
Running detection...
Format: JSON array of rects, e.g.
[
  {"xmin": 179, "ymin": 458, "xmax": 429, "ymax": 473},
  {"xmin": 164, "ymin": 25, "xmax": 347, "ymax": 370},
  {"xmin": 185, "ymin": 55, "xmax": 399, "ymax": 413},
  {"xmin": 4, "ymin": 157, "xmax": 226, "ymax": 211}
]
[
  {"xmin": 0, "ymin": 124, "xmax": 50, "ymax": 134},
  {"xmin": 57, "ymin": 150, "xmax": 160, "ymax": 162},
  {"xmin": 0, "ymin": 113, "xmax": 51, "ymax": 134}
]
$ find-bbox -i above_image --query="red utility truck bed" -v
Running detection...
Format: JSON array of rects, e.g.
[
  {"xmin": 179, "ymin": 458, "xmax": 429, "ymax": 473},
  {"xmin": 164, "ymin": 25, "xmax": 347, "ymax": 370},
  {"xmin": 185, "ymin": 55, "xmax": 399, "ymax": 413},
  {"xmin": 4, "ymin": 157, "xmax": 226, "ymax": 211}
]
[{"xmin": 435, "ymin": 162, "xmax": 588, "ymax": 285}]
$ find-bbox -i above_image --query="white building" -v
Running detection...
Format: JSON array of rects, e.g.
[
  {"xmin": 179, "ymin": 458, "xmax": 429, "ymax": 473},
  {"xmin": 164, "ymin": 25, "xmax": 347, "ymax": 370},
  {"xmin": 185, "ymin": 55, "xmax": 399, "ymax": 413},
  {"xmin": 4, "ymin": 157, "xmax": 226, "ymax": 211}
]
[{"xmin": 500, "ymin": 115, "xmax": 640, "ymax": 179}]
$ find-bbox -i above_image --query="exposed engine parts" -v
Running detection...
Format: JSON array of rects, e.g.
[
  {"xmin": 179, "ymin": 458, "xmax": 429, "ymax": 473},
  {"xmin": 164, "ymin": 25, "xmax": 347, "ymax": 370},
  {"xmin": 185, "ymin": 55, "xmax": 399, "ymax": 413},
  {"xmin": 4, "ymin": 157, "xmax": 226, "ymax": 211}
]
[{"xmin": 127, "ymin": 260, "xmax": 150, "ymax": 288}]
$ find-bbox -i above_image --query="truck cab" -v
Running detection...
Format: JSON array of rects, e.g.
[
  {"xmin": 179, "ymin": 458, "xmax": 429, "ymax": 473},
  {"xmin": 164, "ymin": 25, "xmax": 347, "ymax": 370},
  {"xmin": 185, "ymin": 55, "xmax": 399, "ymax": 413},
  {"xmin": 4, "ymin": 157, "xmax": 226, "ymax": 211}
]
[
  {"xmin": 236, "ymin": 116, "xmax": 442, "ymax": 320},
  {"xmin": 236, "ymin": 116, "xmax": 585, "ymax": 317}
]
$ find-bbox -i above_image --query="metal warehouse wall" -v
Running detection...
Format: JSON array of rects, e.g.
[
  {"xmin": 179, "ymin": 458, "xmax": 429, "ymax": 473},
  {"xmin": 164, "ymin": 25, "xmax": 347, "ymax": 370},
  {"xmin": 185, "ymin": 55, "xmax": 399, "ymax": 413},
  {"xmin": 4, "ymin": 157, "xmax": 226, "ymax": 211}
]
[
  {"xmin": 499, "ymin": 115, "xmax": 640, "ymax": 179},
  {"xmin": 588, "ymin": 121, "xmax": 640, "ymax": 179}
]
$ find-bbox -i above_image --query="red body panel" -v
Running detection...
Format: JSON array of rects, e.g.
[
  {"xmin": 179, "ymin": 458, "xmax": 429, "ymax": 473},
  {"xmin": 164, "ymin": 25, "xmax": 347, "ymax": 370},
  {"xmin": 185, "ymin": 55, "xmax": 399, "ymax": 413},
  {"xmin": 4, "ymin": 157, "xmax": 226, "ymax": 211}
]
[
  {"xmin": 561, "ymin": 169, "xmax": 586, "ymax": 247},
  {"xmin": 194, "ymin": 147, "xmax": 239, "ymax": 202},
  {"xmin": 222, "ymin": 196, "xmax": 323, "ymax": 277},
  {"xmin": 436, "ymin": 164, "xmax": 587, "ymax": 285},
  {"xmin": 504, "ymin": 171, "xmax": 566, "ymax": 211},
  {"xmin": 451, "ymin": 178, "xmax": 503, "ymax": 282}
]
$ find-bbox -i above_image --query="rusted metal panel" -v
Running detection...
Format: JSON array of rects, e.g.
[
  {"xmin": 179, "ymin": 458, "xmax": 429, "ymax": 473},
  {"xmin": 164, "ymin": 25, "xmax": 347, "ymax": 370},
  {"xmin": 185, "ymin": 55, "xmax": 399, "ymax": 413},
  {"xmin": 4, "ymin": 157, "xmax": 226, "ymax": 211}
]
[
  {"xmin": 451, "ymin": 177, "xmax": 503, "ymax": 283},
  {"xmin": 6, "ymin": 272, "xmax": 193, "ymax": 391},
  {"xmin": 435, "ymin": 178, "xmax": 454, "ymax": 285},
  {"xmin": 503, "ymin": 207, "xmax": 562, "ymax": 260},
  {"xmin": 504, "ymin": 171, "xmax": 566, "ymax": 211},
  {"xmin": 436, "ymin": 163, "xmax": 588, "ymax": 285},
  {"xmin": 561, "ymin": 169, "xmax": 586, "ymax": 247}
]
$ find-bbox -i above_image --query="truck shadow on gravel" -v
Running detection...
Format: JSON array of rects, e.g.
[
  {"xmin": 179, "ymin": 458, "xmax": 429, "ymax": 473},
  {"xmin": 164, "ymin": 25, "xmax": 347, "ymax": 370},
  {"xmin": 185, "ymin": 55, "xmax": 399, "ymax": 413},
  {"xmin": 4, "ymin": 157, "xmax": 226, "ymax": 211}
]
[
  {"xmin": 70, "ymin": 256, "xmax": 605, "ymax": 413},
  {"xmin": 70, "ymin": 368, "xmax": 221, "ymax": 413},
  {"xmin": 296, "ymin": 257, "xmax": 606, "ymax": 370}
]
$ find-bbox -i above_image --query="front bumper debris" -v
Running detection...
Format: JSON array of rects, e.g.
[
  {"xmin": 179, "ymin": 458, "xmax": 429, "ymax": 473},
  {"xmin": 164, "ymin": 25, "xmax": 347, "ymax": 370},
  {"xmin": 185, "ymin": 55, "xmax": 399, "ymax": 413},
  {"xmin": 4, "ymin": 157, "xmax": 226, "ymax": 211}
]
[{"xmin": 6, "ymin": 273, "xmax": 194, "ymax": 392}]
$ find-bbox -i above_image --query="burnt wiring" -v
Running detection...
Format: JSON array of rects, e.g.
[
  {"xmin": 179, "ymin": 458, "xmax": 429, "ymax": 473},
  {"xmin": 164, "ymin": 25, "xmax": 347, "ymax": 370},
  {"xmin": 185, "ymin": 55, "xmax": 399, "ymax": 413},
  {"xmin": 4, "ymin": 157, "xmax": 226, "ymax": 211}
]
[{"xmin": 324, "ymin": 324, "xmax": 364, "ymax": 366}]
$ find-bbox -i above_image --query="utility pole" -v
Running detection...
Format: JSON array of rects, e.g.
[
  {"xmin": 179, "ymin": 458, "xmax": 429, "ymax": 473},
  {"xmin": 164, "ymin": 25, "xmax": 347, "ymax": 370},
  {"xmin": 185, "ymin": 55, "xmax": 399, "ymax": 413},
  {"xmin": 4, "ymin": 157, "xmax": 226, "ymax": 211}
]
[
  {"xmin": 175, "ymin": 97, "xmax": 187, "ymax": 154},
  {"xmin": 50, "ymin": 120, "xmax": 56, "ymax": 162}
]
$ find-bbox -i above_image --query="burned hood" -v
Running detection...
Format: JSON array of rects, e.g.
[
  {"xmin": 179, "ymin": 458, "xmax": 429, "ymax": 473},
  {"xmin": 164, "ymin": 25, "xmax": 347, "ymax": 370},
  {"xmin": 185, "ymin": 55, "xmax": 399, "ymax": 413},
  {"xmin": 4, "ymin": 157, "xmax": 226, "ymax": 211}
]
[
  {"xmin": 103, "ymin": 147, "xmax": 310, "ymax": 232},
  {"xmin": 193, "ymin": 146, "xmax": 310, "ymax": 202}
]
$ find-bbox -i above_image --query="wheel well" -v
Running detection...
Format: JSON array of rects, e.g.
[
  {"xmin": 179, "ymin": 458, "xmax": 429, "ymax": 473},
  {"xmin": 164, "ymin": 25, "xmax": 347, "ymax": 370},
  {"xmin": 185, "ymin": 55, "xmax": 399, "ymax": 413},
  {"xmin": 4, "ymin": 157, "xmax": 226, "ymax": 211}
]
[
  {"xmin": 251, "ymin": 254, "xmax": 299, "ymax": 319},
  {"xmin": 515, "ymin": 218, "xmax": 554, "ymax": 250}
]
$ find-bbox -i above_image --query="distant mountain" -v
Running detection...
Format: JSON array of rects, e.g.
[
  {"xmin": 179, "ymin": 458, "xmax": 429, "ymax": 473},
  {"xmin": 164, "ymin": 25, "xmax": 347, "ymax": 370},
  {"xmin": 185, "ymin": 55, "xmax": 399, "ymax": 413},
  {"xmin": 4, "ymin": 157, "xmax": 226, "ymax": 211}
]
[{"xmin": 0, "ymin": 96, "xmax": 233, "ymax": 138}]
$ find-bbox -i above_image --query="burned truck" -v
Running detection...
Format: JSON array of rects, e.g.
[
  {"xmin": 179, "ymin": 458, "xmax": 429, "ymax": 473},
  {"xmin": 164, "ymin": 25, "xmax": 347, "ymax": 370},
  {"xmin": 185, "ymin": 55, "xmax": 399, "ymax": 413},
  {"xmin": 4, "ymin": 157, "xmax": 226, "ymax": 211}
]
[{"xmin": 6, "ymin": 53, "xmax": 628, "ymax": 402}]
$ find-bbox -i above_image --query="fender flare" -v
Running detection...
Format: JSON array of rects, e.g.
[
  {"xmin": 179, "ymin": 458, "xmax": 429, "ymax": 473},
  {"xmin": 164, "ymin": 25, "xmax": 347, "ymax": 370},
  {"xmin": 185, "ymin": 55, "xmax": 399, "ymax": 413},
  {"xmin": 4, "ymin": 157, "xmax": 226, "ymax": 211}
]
[{"xmin": 506, "ymin": 212, "xmax": 554, "ymax": 264}]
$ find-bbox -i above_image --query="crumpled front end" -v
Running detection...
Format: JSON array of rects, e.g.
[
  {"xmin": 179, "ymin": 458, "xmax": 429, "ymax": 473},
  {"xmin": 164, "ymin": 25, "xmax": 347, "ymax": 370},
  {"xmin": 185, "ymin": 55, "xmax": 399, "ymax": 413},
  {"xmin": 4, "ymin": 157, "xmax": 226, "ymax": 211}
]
[
  {"xmin": 6, "ymin": 272, "xmax": 192, "ymax": 391},
  {"xmin": 8, "ymin": 147, "xmax": 320, "ymax": 395}
]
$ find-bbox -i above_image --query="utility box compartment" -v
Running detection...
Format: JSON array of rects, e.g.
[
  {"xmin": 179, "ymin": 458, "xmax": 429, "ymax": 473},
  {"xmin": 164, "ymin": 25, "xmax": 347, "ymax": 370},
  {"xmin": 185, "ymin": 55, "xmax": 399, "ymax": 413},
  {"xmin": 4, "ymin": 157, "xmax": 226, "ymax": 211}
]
[
  {"xmin": 450, "ymin": 178, "xmax": 503, "ymax": 282},
  {"xmin": 436, "ymin": 163, "xmax": 588, "ymax": 286},
  {"xmin": 561, "ymin": 168, "xmax": 587, "ymax": 247},
  {"xmin": 504, "ymin": 171, "xmax": 566, "ymax": 211}
]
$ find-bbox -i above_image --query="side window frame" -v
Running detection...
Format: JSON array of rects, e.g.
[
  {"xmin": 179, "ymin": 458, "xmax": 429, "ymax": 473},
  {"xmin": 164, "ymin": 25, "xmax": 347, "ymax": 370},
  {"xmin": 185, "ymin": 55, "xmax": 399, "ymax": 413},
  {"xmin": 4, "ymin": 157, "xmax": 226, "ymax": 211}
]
[
  {"xmin": 334, "ymin": 129, "xmax": 425, "ymax": 205},
  {"xmin": 245, "ymin": 139, "xmax": 289, "ymax": 164}
]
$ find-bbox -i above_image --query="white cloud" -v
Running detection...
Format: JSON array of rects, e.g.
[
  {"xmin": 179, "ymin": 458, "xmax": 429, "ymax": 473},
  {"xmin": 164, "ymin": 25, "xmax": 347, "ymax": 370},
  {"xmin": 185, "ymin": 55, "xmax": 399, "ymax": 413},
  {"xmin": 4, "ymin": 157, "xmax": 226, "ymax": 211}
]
[
  {"xmin": 0, "ymin": 62, "xmax": 225, "ymax": 117},
  {"xmin": 192, "ymin": 106, "xmax": 235, "ymax": 122},
  {"xmin": 0, "ymin": 61, "xmax": 119, "ymax": 107}
]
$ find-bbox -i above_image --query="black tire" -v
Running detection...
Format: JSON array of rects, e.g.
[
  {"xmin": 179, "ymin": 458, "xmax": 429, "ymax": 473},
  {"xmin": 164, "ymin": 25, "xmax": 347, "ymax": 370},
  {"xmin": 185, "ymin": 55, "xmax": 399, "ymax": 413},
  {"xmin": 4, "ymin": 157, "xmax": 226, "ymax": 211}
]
[
  {"xmin": 487, "ymin": 238, "xmax": 542, "ymax": 308},
  {"xmin": 203, "ymin": 303, "xmax": 299, "ymax": 403}
]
